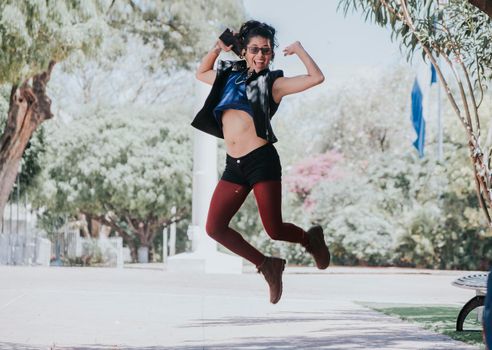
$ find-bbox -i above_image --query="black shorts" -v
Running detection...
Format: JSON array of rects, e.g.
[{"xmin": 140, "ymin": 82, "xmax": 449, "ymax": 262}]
[{"xmin": 221, "ymin": 143, "xmax": 282, "ymax": 187}]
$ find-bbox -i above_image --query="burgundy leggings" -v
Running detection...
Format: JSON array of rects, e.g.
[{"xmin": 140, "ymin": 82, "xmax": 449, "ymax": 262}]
[{"xmin": 205, "ymin": 179, "xmax": 309, "ymax": 267}]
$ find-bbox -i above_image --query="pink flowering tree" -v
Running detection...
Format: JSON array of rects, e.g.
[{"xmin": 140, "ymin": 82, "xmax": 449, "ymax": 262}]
[{"xmin": 285, "ymin": 150, "xmax": 344, "ymax": 210}]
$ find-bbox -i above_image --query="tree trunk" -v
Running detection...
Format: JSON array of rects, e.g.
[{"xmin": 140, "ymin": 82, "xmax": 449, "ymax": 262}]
[
  {"xmin": 149, "ymin": 243, "xmax": 155, "ymax": 262},
  {"xmin": 78, "ymin": 213, "xmax": 91, "ymax": 238},
  {"xmin": 128, "ymin": 241, "xmax": 138, "ymax": 263},
  {"xmin": 468, "ymin": 0, "xmax": 492, "ymax": 18},
  {"xmin": 0, "ymin": 61, "xmax": 56, "ymax": 215}
]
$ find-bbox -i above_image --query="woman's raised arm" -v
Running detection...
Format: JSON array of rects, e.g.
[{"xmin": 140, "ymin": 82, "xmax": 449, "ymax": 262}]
[
  {"xmin": 195, "ymin": 40, "xmax": 232, "ymax": 85},
  {"xmin": 272, "ymin": 41, "xmax": 324, "ymax": 103}
]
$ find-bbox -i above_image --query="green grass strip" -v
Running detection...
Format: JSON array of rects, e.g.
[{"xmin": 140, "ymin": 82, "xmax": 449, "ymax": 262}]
[{"xmin": 361, "ymin": 302, "xmax": 483, "ymax": 346}]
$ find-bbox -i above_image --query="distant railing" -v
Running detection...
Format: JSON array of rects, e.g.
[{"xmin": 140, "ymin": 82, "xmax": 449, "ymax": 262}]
[
  {"xmin": 50, "ymin": 224, "xmax": 124, "ymax": 268},
  {"xmin": 0, "ymin": 175, "xmax": 51, "ymax": 266},
  {"xmin": 1, "ymin": 173, "xmax": 125, "ymax": 268}
]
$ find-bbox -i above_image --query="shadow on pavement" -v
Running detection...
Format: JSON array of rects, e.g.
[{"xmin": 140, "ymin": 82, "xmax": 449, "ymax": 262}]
[
  {"xmin": 0, "ymin": 310, "xmax": 477, "ymax": 350},
  {"xmin": 0, "ymin": 332, "xmax": 476, "ymax": 350}
]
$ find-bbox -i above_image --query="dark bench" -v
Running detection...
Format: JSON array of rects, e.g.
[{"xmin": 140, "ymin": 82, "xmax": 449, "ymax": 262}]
[{"xmin": 452, "ymin": 273, "xmax": 488, "ymax": 331}]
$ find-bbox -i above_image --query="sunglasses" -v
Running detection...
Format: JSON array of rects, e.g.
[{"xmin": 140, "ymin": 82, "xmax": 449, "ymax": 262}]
[{"xmin": 246, "ymin": 46, "xmax": 272, "ymax": 55}]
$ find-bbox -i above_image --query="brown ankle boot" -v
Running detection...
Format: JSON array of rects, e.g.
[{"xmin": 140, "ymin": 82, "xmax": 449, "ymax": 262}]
[
  {"xmin": 305, "ymin": 225, "xmax": 330, "ymax": 270},
  {"xmin": 257, "ymin": 256, "xmax": 286, "ymax": 304}
]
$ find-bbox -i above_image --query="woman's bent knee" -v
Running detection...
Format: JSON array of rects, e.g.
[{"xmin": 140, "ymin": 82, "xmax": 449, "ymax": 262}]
[
  {"xmin": 265, "ymin": 229, "xmax": 282, "ymax": 241},
  {"xmin": 205, "ymin": 221, "xmax": 226, "ymax": 240}
]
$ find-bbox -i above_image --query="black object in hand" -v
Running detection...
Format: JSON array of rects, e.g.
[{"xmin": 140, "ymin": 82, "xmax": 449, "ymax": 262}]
[{"xmin": 219, "ymin": 28, "xmax": 241, "ymax": 56}]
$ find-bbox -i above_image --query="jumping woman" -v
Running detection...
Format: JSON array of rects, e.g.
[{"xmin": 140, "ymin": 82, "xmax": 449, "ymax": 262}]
[{"xmin": 192, "ymin": 20, "xmax": 329, "ymax": 304}]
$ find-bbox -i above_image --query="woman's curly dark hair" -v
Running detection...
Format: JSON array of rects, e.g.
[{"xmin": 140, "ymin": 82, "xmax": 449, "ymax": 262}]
[{"xmin": 238, "ymin": 20, "xmax": 278, "ymax": 60}]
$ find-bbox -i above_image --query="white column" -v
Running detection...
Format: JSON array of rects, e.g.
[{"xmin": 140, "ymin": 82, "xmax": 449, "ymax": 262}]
[
  {"xmin": 162, "ymin": 226, "xmax": 168, "ymax": 264},
  {"xmin": 192, "ymin": 85, "xmax": 217, "ymax": 201},
  {"xmin": 166, "ymin": 79, "xmax": 242, "ymax": 274},
  {"xmin": 190, "ymin": 81, "xmax": 218, "ymax": 253},
  {"xmin": 169, "ymin": 206, "xmax": 176, "ymax": 256}
]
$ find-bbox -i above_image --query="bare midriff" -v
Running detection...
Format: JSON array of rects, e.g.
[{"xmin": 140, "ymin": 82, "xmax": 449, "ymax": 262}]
[{"xmin": 221, "ymin": 109, "xmax": 268, "ymax": 158}]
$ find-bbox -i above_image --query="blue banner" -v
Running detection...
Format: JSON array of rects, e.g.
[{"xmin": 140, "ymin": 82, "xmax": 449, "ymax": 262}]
[
  {"xmin": 431, "ymin": 64, "xmax": 437, "ymax": 84},
  {"xmin": 411, "ymin": 79, "xmax": 425, "ymax": 158}
]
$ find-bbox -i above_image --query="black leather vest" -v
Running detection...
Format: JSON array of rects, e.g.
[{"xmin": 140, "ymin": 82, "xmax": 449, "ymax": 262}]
[{"xmin": 191, "ymin": 60, "xmax": 284, "ymax": 143}]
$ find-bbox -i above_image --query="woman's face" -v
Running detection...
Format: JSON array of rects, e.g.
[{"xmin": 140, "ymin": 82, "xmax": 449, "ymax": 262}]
[{"xmin": 243, "ymin": 36, "xmax": 272, "ymax": 72}]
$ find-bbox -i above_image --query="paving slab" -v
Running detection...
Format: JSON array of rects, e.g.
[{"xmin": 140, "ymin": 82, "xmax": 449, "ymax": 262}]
[{"xmin": 0, "ymin": 265, "xmax": 483, "ymax": 350}]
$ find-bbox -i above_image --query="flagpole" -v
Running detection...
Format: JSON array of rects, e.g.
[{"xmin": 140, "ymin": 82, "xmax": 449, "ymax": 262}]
[
  {"xmin": 436, "ymin": 0, "xmax": 447, "ymax": 162},
  {"xmin": 437, "ymin": 54, "xmax": 443, "ymax": 162}
]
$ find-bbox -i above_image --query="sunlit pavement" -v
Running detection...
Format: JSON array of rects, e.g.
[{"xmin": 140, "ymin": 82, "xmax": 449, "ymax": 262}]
[{"xmin": 0, "ymin": 264, "xmax": 482, "ymax": 349}]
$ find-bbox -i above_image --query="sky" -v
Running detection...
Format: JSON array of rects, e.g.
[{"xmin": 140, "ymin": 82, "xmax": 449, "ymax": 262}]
[{"xmin": 242, "ymin": 0, "xmax": 408, "ymax": 92}]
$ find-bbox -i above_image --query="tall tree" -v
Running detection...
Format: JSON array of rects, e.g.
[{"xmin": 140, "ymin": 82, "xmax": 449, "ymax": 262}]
[
  {"xmin": 35, "ymin": 104, "xmax": 192, "ymax": 261},
  {"xmin": 0, "ymin": 0, "xmax": 245, "ymax": 217},
  {"xmin": 0, "ymin": 0, "xmax": 110, "ymax": 216},
  {"xmin": 339, "ymin": 0, "xmax": 492, "ymax": 227}
]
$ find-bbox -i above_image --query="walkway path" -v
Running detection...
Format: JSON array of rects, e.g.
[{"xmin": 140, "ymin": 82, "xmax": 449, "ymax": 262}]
[{"xmin": 0, "ymin": 265, "xmax": 482, "ymax": 349}]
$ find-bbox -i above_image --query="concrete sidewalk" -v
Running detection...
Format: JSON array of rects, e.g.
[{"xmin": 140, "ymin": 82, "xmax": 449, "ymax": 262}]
[{"xmin": 0, "ymin": 265, "xmax": 483, "ymax": 349}]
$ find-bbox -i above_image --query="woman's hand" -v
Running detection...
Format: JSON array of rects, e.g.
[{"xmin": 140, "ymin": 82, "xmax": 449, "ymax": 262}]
[
  {"xmin": 282, "ymin": 41, "xmax": 304, "ymax": 56},
  {"xmin": 216, "ymin": 39, "xmax": 234, "ymax": 52}
]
